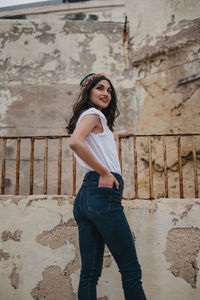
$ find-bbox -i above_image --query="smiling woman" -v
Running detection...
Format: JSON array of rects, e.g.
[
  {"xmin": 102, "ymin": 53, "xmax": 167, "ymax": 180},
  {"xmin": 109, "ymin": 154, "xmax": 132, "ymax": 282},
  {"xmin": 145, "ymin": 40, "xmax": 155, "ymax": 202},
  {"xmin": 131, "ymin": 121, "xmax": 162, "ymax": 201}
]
[
  {"xmin": 67, "ymin": 73, "xmax": 119, "ymax": 134},
  {"xmin": 66, "ymin": 73, "xmax": 147, "ymax": 300}
]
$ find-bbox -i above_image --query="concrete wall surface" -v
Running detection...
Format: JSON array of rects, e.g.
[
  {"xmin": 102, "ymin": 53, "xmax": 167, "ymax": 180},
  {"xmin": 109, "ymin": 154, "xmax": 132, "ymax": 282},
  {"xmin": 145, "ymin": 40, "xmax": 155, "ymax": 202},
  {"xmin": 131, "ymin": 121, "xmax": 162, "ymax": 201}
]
[
  {"xmin": 0, "ymin": 0, "xmax": 200, "ymax": 196},
  {"xmin": 0, "ymin": 2, "xmax": 200, "ymax": 300},
  {"xmin": 0, "ymin": 19, "xmax": 127, "ymax": 137},
  {"xmin": 0, "ymin": 195, "xmax": 200, "ymax": 300},
  {"xmin": 125, "ymin": 0, "xmax": 200, "ymax": 57},
  {"xmin": 0, "ymin": 17, "xmax": 199, "ymax": 197}
]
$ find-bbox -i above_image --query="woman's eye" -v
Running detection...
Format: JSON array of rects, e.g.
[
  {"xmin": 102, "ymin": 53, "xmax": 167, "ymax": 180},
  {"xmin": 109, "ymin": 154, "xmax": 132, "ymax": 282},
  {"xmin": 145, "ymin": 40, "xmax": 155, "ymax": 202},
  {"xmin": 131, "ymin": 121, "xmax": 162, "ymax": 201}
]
[{"xmin": 96, "ymin": 86, "xmax": 111, "ymax": 93}]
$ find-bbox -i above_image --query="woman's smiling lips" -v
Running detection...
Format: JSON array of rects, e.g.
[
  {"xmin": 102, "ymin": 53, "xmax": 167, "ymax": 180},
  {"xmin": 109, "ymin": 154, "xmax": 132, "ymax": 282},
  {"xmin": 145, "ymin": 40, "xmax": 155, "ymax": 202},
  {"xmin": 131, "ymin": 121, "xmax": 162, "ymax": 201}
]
[{"xmin": 100, "ymin": 98, "xmax": 109, "ymax": 103}]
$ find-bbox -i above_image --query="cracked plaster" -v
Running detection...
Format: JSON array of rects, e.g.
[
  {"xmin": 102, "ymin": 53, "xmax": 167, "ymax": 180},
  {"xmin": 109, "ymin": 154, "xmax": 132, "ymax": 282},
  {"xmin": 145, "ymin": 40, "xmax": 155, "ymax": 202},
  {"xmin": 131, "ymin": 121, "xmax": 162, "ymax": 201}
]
[
  {"xmin": 0, "ymin": 196, "xmax": 200, "ymax": 300},
  {"xmin": 0, "ymin": 21, "xmax": 124, "ymax": 85},
  {"xmin": 163, "ymin": 227, "xmax": 200, "ymax": 288}
]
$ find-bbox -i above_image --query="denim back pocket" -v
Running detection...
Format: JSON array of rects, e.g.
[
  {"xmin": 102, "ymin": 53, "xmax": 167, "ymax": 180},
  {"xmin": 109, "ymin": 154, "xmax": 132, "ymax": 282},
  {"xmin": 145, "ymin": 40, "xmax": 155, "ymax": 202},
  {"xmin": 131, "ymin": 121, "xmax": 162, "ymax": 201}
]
[{"xmin": 86, "ymin": 186, "xmax": 122, "ymax": 214}]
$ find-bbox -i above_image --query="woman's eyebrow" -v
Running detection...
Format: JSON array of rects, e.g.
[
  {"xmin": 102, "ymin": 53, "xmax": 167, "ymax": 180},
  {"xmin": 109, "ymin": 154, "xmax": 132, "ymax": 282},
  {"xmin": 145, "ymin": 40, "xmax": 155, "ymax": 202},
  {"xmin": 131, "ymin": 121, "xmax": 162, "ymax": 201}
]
[{"xmin": 97, "ymin": 84, "xmax": 111, "ymax": 90}]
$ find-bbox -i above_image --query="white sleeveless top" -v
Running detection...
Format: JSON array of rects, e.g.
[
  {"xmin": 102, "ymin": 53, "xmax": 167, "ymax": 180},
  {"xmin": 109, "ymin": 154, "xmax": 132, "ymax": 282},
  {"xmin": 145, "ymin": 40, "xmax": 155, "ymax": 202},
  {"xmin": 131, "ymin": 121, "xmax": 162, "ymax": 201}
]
[{"xmin": 74, "ymin": 107, "xmax": 121, "ymax": 175}]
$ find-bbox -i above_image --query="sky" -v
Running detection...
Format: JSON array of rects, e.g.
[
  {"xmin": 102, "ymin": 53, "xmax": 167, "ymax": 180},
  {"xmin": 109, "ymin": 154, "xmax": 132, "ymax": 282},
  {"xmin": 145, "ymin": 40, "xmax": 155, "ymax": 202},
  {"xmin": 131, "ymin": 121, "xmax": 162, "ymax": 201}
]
[{"xmin": 0, "ymin": 0, "xmax": 51, "ymax": 8}]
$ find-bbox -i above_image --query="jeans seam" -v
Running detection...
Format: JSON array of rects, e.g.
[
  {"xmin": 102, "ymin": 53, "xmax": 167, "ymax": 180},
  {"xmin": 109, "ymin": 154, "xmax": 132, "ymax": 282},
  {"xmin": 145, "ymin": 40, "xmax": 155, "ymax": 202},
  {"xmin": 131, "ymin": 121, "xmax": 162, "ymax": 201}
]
[{"xmin": 88, "ymin": 234, "xmax": 98, "ymax": 300}]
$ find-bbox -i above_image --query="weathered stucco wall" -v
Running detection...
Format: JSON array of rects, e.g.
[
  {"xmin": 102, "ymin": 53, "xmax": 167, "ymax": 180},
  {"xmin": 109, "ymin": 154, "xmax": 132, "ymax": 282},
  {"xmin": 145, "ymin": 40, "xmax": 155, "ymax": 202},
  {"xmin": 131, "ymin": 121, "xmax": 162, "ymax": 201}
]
[
  {"xmin": 126, "ymin": 0, "xmax": 200, "ymax": 54},
  {"xmin": 1, "ymin": 0, "xmax": 199, "ymax": 137},
  {"xmin": 0, "ymin": 2, "xmax": 200, "ymax": 300},
  {"xmin": 0, "ymin": 195, "xmax": 200, "ymax": 300},
  {"xmin": 0, "ymin": 17, "xmax": 133, "ymax": 196},
  {"xmin": 0, "ymin": 14, "xmax": 200, "ymax": 197},
  {"xmin": 0, "ymin": 19, "xmax": 127, "ymax": 137},
  {"xmin": 125, "ymin": 0, "xmax": 200, "ymax": 135},
  {"xmin": 123, "ymin": 0, "xmax": 200, "ymax": 201}
]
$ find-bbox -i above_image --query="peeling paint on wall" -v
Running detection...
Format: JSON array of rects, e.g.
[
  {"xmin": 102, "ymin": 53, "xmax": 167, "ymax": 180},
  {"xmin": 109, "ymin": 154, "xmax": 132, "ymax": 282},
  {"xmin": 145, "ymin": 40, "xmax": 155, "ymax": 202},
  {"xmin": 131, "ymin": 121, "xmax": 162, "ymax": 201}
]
[
  {"xmin": 179, "ymin": 204, "xmax": 194, "ymax": 219},
  {"xmin": 0, "ymin": 89, "xmax": 22, "ymax": 126},
  {"xmin": 163, "ymin": 227, "xmax": 200, "ymax": 288},
  {"xmin": 0, "ymin": 248, "xmax": 10, "ymax": 261},
  {"xmin": 1, "ymin": 230, "xmax": 22, "ymax": 242},
  {"xmin": 0, "ymin": 196, "xmax": 200, "ymax": 299},
  {"xmin": 0, "ymin": 21, "xmax": 124, "ymax": 85},
  {"xmin": 36, "ymin": 218, "xmax": 77, "ymax": 250},
  {"xmin": 103, "ymin": 255, "xmax": 112, "ymax": 268},
  {"xmin": 11, "ymin": 264, "xmax": 19, "ymax": 289},
  {"xmin": 31, "ymin": 265, "xmax": 76, "ymax": 300},
  {"xmin": 129, "ymin": 16, "xmax": 200, "ymax": 65}
]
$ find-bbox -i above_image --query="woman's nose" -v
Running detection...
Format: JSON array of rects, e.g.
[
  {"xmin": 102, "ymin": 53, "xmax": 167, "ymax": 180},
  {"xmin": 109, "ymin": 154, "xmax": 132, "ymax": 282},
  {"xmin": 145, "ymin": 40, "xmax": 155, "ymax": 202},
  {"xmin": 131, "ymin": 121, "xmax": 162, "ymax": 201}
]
[{"xmin": 102, "ymin": 89, "xmax": 109, "ymax": 97}]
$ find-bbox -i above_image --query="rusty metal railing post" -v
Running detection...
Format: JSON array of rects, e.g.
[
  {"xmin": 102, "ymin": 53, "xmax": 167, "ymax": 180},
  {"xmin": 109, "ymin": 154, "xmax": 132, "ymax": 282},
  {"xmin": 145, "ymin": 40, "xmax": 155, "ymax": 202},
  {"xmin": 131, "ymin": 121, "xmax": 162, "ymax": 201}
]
[
  {"xmin": 133, "ymin": 135, "xmax": 138, "ymax": 199},
  {"xmin": 177, "ymin": 135, "xmax": 184, "ymax": 198},
  {"xmin": 162, "ymin": 136, "xmax": 168, "ymax": 198},
  {"xmin": 118, "ymin": 138, "xmax": 122, "ymax": 172},
  {"xmin": 192, "ymin": 135, "xmax": 199, "ymax": 198},
  {"xmin": 29, "ymin": 137, "xmax": 35, "ymax": 195},
  {"xmin": 1, "ymin": 137, "xmax": 7, "ymax": 195},
  {"xmin": 57, "ymin": 137, "xmax": 62, "ymax": 195},
  {"xmin": 15, "ymin": 137, "xmax": 21, "ymax": 195},
  {"xmin": 43, "ymin": 137, "xmax": 48, "ymax": 195},
  {"xmin": 148, "ymin": 136, "xmax": 154, "ymax": 199}
]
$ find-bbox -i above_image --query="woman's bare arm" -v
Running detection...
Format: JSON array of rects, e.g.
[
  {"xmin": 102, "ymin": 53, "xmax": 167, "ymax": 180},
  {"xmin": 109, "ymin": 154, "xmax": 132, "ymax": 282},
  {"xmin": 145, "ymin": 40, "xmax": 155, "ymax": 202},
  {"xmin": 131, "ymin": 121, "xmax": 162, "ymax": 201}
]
[{"xmin": 69, "ymin": 114, "xmax": 119, "ymax": 188}]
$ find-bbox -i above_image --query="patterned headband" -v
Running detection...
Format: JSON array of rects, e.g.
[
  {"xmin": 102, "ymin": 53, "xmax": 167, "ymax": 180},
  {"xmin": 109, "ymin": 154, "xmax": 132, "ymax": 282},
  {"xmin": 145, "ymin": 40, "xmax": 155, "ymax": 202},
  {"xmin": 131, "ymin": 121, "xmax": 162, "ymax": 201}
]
[{"xmin": 80, "ymin": 73, "xmax": 104, "ymax": 90}]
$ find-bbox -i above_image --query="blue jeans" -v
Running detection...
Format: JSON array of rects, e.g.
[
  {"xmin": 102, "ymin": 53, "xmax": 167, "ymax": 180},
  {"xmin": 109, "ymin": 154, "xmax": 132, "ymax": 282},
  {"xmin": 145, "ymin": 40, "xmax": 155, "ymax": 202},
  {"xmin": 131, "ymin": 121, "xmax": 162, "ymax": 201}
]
[{"xmin": 73, "ymin": 171, "xmax": 146, "ymax": 300}]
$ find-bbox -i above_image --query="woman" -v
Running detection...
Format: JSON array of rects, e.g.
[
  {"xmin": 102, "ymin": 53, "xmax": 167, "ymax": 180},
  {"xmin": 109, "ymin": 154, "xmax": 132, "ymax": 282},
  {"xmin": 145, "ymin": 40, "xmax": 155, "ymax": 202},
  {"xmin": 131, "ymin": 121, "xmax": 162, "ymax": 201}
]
[{"xmin": 67, "ymin": 73, "xmax": 146, "ymax": 300}]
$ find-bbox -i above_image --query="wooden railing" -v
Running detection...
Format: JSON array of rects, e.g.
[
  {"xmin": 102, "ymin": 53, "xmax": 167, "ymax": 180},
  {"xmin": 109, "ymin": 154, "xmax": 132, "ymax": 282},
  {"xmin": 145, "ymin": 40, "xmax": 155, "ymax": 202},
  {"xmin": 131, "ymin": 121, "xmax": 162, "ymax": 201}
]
[{"xmin": 0, "ymin": 134, "xmax": 199, "ymax": 199}]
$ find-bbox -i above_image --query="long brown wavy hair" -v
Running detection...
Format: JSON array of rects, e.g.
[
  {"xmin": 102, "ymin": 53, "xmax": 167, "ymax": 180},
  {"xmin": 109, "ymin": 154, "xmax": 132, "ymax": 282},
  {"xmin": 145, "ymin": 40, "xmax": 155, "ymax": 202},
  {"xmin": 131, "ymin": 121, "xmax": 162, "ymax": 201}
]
[{"xmin": 66, "ymin": 73, "xmax": 120, "ymax": 134}]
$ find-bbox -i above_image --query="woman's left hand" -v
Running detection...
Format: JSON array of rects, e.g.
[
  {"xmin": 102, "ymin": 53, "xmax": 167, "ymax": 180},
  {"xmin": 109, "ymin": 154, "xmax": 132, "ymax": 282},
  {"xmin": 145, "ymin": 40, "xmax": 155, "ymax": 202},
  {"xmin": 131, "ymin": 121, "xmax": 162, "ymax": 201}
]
[{"xmin": 114, "ymin": 130, "xmax": 135, "ymax": 140}]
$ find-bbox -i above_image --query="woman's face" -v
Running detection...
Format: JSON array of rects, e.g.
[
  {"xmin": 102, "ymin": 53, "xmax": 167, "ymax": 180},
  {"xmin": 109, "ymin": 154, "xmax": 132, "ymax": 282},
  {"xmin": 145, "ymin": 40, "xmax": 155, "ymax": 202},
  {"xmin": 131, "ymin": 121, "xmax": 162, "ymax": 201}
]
[{"xmin": 89, "ymin": 79, "xmax": 112, "ymax": 110}]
